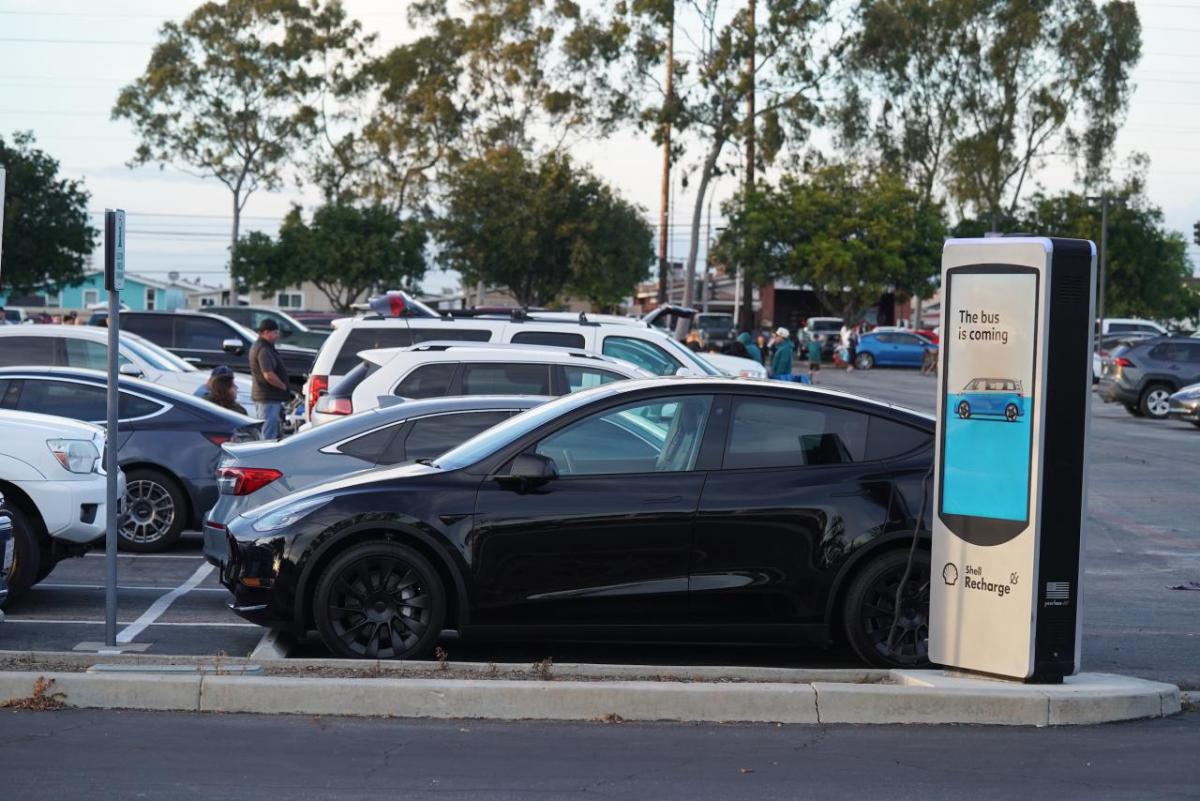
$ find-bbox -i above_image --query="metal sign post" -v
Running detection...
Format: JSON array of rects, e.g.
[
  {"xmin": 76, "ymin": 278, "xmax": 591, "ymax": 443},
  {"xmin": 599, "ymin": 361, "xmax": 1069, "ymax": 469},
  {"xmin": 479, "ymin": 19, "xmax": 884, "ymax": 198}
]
[
  {"xmin": 103, "ymin": 209, "xmax": 125, "ymax": 647},
  {"xmin": 0, "ymin": 167, "xmax": 6, "ymax": 283}
]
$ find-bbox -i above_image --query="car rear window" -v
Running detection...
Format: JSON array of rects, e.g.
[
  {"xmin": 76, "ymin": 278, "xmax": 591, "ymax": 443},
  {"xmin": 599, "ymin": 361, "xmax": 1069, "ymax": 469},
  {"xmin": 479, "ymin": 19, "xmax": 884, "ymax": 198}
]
[
  {"xmin": 333, "ymin": 328, "xmax": 415, "ymax": 374},
  {"xmin": 0, "ymin": 336, "xmax": 55, "ymax": 367},
  {"xmin": 394, "ymin": 363, "xmax": 458, "ymax": 399},
  {"xmin": 399, "ymin": 410, "xmax": 512, "ymax": 463}
]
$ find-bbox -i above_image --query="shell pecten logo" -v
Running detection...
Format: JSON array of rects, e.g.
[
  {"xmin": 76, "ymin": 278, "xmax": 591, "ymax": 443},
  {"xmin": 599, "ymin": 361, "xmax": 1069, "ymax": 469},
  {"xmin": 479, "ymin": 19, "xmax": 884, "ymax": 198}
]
[{"xmin": 942, "ymin": 563, "xmax": 959, "ymax": 586}]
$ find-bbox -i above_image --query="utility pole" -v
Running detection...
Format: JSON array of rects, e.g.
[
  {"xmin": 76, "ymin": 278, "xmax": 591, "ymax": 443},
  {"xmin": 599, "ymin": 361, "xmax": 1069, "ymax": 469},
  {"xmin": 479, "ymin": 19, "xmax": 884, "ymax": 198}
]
[
  {"xmin": 739, "ymin": 0, "xmax": 756, "ymax": 330},
  {"xmin": 657, "ymin": 2, "xmax": 675, "ymax": 306},
  {"xmin": 1087, "ymin": 194, "xmax": 1124, "ymax": 327}
]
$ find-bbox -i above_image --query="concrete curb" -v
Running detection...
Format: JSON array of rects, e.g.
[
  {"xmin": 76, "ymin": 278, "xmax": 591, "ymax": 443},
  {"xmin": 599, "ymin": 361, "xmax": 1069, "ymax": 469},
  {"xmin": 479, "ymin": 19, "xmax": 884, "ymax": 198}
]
[{"xmin": 0, "ymin": 668, "xmax": 1180, "ymax": 726}]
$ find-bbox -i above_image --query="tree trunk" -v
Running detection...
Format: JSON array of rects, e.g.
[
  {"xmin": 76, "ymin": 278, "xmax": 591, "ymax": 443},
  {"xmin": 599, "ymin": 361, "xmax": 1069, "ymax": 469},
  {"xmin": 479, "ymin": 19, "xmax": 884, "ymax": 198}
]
[
  {"xmin": 229, "ymin": 190, "xmax": 241, "ymax": 305},
  {"xmin": 674, "ymin": 138, "xmax": 722, "ymax": 340},
  {"xmin": 740, "ymin": 0, "xmax": 756, "ymax": 331}
]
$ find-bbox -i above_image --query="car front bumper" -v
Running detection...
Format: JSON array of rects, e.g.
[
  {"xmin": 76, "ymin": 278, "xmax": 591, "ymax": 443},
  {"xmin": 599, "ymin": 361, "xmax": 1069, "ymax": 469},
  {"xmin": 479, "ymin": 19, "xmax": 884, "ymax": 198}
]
[
  {"xmin": 11, "ymin": 470, "xmax": 126, "ymax": 545},
  {"xmin": 1168, "ymin": 397, "xmax": 1200, "ymax": 422},
  {"xmin": 211, "ymin": 527, "xmax": 296, "ymax": 629}
]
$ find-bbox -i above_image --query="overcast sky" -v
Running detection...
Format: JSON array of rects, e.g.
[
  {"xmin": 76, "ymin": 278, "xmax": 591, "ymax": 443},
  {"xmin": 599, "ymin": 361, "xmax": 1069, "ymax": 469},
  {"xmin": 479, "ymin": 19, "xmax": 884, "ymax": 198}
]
[{"xmin": 1, "ymin": 0, "xmax": 1197, "ymax": 295}]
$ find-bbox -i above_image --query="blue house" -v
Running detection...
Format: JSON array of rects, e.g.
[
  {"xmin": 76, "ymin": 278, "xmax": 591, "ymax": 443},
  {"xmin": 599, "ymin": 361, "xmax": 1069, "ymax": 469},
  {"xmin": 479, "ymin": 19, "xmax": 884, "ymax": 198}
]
[{"xmin": 0, "ymin": 271, "xmax": 189, "ymax": 312}]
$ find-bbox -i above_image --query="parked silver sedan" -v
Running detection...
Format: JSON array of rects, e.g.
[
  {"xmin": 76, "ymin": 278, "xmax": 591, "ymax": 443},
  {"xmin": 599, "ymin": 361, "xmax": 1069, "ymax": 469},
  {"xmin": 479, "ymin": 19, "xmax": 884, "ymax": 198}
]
[{"xmin": 202, "ymin": 395, "xmax": 549, "ymax": 566}]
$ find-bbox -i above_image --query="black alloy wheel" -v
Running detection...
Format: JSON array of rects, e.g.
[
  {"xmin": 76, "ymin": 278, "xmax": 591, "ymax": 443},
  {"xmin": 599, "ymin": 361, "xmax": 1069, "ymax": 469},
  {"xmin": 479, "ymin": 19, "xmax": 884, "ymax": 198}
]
[
  {"xmin": 957, "ymin": 400, "xmax": 971, "ymax": 419},
  {"xmin": 843, "ymin": 549, "xmax": 932, "ymax": 669},
  {"xmin": 314, "ymin": 542, "xmax": 445, "ymax": 660},
  {"xmin": 1005, "ymin": 403, "xmax": 1019, "ymax": 422}
]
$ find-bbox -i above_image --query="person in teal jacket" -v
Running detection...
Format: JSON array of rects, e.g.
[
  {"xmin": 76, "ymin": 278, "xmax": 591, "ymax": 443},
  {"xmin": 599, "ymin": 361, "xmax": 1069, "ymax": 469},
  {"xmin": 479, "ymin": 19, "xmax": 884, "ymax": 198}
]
[
  {"xmin": 738, "ymin": 331, "xmax": 763, "ymax": 364},
  {"xmin": 770, "ymin": 327, "xmax": 794, "ymax": 381}
]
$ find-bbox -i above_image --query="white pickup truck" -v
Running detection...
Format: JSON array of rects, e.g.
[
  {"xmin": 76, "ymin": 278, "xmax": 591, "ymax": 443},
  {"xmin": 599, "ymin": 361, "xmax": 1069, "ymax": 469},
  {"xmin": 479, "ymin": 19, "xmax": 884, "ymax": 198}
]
[{"xmin": 0, "ymin": 410, "xmax": 123, "ymax": 602}]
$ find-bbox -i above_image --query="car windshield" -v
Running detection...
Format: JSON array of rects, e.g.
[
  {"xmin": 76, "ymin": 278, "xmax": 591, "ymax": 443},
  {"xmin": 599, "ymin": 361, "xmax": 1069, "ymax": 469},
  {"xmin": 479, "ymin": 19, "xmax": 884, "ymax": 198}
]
[
  {"xmin": 659, "ymin": 334, "xmax": 722, "ymax": 376},
  {"xmin": 434, "ymin": 384, "xmax": 626, "ymax": 470},
  {"xmin": 122, "ymin": 333, "xmax": 197, "ymax": 372}
]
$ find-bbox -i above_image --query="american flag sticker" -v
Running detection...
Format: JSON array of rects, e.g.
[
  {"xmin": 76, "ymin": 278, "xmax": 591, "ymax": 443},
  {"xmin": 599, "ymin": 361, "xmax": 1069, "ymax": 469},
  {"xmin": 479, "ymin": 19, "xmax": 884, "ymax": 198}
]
[{"xmin": 1045, "ymin": 581, "xmax": 1071, "ymax": 601}]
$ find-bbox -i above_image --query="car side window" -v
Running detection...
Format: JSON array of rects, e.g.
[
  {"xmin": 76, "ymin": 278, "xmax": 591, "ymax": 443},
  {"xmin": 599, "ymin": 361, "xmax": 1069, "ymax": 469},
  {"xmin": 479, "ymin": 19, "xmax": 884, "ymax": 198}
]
[
  {"xmin": 534, "ymin": 395, "xmax": 713, "ymax": 476},
  {"xmin": 873, "ymin": 333, "xmax": 892, "ymax": 344},
  {"xmin": 1183, "ymin": 343, "xmax": 1200, "ymax": 363},
  {"xmin": 64, "ymin": 338, "xmax": 129, "ymax": 370},
  {"xmin": 394, "ymin": 363, "xmax": 458, "ymax": 399},
  {"xmin": 334, "ymin": 328, "xmax": 416, "ymax": 374},
  {"xmin": 865, "ymin": 416, "xmax": 931, "ymax": 461},
  {"xmin": 176, "ymin": 318, "xmax": 233, "ymax": 351},
  {"xmin": 119, "ymin": 392, "xmax": 165, "ymax": 419},
  {"xmin": 601, "ymin": 336, "xmax": 681, "ymax": 376},
  {"xmin": 511, "ymin": 331, "xmax": 586, "ymax": 349},
  {"xmin": 16, "ymin": 379, "xmax": 108, "ymax": 421},
  {"xmin": 121, "ymin": 315, "xmax": 175, "ymax": 346},
  {"xmin": 398, "ymin": 411, "xmax": 512, "ymax": 464},
  {"xmin": 563, "ymin": 366, "xmax": 624, "ymax": 393},
  {"xmin": 0, "ymin": 336, "xmax": 56, "ymax": 367},
  {"xmin": 724, "ymin": 396, "xmax": 869, "ymax": 469},
  {"xmin": 894, "ymin": 334, "xmax": 920, "ymax": 345},
  {"xmin": 461, "ymin": 363, "xmax": 552, "ymax": 395},
  {"xmin": 338, "ymin": 425, "xmax": 403, "ymax": 464}
]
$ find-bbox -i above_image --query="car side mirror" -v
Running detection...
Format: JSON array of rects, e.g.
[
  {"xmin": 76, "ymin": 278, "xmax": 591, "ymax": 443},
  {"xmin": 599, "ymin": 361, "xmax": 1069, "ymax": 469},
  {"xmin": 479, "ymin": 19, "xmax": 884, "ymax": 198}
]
[
  {"xmin": 118, "ymin": 363, "xmax": 143, "ymax": 377},
  {"xmin": 222, "ymin": 338, "xmax": 245, "ymax": 355},
  {"xmin": 497, "ymin": 453, "xmax": 558, "ymax": 492},
  {"xmin": 675, "ymin": 367, "xmax": 691, "ymax": 376}
]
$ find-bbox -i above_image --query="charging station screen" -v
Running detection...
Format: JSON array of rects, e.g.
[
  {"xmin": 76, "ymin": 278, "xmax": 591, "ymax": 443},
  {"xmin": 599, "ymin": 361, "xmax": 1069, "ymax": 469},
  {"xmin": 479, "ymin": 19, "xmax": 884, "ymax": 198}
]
[{"xmin": 941, "ymin": 269, "xmax": 1037, "ymax": 523}]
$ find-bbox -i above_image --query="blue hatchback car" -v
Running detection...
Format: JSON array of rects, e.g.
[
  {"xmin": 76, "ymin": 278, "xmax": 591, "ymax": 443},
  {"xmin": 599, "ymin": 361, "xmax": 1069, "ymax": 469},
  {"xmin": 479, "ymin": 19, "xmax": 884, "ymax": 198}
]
[
  {"xmin": 955, "ymin": 378, "xmax": 1025, "ymax": 422},
  {"xmin": 854, "ymin": 331, "xmax": 937, "ymax": 369}
]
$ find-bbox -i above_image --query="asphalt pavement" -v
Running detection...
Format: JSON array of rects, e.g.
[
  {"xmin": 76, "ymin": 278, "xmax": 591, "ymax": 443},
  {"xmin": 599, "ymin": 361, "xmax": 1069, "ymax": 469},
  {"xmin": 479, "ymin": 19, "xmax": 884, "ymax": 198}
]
[{"xmin": 0, "ymin": 707, "xmax": 1196, "ymax": 801}]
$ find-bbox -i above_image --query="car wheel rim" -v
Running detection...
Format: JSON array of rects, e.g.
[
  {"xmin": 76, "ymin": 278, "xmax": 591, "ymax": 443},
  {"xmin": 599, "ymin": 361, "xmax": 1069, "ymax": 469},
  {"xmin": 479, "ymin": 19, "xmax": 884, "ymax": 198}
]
[
  {"xmin": 328, "ymin": 556, "xmax": 432, "ymax": 658},
  {"xmin": 860, "ymin": 562, "xmax": 930, "ymax": 667},
  {"xmin": 120, "ymin": 480, "xmax": 176, "ymax": 545},
  {"xmin": 1148, "ymin": 390, "xmax": 1170, "ymax": 417}
]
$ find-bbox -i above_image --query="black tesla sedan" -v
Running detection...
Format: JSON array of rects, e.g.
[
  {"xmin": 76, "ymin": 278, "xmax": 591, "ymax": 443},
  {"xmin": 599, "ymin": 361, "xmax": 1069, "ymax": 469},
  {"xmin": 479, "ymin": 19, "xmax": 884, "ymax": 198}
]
[
  {"xmin": 0, "ymin": 367, "xmax": 262, "ymax": 552},
  {"xmin": 216, "ymin": 377, "xmax": 934, "ymax": 668}
]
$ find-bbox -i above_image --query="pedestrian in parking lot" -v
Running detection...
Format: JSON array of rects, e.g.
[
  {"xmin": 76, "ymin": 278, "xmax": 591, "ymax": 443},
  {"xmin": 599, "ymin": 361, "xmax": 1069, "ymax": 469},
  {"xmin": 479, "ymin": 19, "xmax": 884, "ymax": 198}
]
[
  {"xmin": 770, "ymin": 327, "xmax": 795, "ymax": 381},
  {"xmin": 807, "ymin": 336, "xmax": 822, "ymax": 384},
  {"xmin": 738, "ymin": 331, "xmax": 763, "ymax": 364},
  {"xmin": 846, "ymin": 326, "xmax": 859, "ymax": 371},
  {"xmin": 200, "ymin": 365, "xmax": 248, "ymax": 415},
  {"xmin": 249, "ymin": 318, "xmax": 290, "ymax": 439},
  {"xmin": 685, "ymin": 329, "xmax": 704, "ymax": 352}
]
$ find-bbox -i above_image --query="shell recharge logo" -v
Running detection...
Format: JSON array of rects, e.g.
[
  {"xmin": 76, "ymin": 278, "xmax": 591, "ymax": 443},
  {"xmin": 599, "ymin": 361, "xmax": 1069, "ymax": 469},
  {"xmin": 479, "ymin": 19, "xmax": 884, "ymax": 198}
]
[
  {"xmin": 942, "ymin": 563, "xmax": 959, "ymax": 586},
  {"xmin": 942, "ymin": 562, "xmax": 1014, "ymax": 597}
]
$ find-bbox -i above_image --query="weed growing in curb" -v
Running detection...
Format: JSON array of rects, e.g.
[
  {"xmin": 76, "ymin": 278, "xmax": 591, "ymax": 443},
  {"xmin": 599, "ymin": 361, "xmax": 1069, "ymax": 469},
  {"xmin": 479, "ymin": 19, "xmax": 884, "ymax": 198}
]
[
  {"xmin": 435, "ymin": 647, "xmax": 449, "ymax": 671},
  {"xmin": 2, "ymin": 676, "xmax": 67, "ymax": 710},
  {"xmin": 533, "ymin": 657, "xmax": 554, "ymax": 681}
]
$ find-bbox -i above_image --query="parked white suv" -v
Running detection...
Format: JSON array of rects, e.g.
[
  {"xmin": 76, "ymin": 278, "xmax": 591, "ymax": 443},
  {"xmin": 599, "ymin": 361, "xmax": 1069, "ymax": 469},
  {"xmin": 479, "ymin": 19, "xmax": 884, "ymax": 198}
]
[
  {"xmin": 302, "ymin": 294, "xmax": 721, "ymax": 418},
  {"xmin": 0, "ymin": 410, "xmax": 123, "ymax": 601},
  {"xmin": 1099, "ymin": 318, "xmax": 1166, "ymax": 337},
  {"xmin": 0, "ymin": 325, "xmax": 254, "ymax": 406},
  {"xmin": 311, "ymin": 342, "xmax": 652, "ymax": 426}
]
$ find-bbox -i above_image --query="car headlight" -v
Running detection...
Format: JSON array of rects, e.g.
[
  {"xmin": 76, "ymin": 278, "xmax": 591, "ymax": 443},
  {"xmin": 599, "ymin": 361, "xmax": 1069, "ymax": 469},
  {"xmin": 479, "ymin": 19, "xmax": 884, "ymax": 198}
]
[
  {"xmin": 46, "ymin": 439, "xmax": 100, "ymax": 474},
  {"xmin": 250, "ymin": 495, "xmax": 332, "ymax": 533}
]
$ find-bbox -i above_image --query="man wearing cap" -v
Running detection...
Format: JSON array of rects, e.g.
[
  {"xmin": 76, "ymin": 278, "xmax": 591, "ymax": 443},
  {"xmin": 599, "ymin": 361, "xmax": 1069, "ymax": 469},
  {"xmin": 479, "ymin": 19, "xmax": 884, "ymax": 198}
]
[
  {"xmin": 770, "ymin": 327, "xmax": 795, "ymax": 382},
  {"xmin": 249, "ymin": 319, "xmax": 290, "ymax": 439}
]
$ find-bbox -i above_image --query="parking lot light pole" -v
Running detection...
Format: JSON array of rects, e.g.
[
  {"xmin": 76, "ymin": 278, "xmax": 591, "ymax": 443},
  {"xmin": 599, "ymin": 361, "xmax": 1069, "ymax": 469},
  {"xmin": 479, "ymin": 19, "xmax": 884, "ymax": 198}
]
[
  {"xmin": 1086, "ymin": 194, "xmax": 1124, "ymax": 327},
  {"xmin": 103, "ymin": 210, "xmax": 125, "ymax": 647}
]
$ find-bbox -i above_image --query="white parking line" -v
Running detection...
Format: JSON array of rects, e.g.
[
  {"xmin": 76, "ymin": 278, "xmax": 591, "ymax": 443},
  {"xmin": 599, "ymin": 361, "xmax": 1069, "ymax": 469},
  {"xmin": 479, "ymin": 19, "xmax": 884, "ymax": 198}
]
[
  {"xmin": 116, "ymin": 563, "xmax": 215, "ymax": 643},
  {"xmin": 34, "ymin": 583, "xmax": 229, "ymax": 594},
  {"xmin": 84, "ymin": 552, "xmax": 205, "ymax": 560},
  {"xmin": 3, "ymin": 618, "xmax": 258, "ymax": 628}
]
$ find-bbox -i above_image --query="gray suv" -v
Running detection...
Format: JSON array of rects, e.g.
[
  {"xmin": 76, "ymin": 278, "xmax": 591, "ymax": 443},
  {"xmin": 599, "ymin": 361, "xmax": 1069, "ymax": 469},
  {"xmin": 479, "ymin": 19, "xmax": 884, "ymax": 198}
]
[{"xmin": 1097, "ymin": 337, "xmax": 1200, "ymax": 419}]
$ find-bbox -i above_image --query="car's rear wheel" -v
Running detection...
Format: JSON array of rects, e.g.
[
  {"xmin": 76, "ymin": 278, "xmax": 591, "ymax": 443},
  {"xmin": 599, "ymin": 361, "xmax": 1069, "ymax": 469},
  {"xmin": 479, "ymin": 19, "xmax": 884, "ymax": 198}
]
[
  {"xmin": 855, "ymin": 352, "xmax": 875, "ymax": 370},
  {"xmin": 1139, "ymin": 384, "xmax": 1172, "ymax": 420},
  {"xmin": 4, "ymin": 505, "xmax": 43, "ymax": 603},
  {"xmin": 314, "ymin": 542, "xmax": 446, "ymax": 660},
  {"xmin": 1004, "ymin": 403, "xmax": 1019, "ymax": 422},
  {"xmin": 119, "ymin": 468, "xmax": 185, "ymax": 552},
  {"xmin": 843, "ymin": 549, "xmax": 931, "ymax": 669},
  {"xmin": 957, "ymin": 400, "xmax": 971, "ymax": 419}
]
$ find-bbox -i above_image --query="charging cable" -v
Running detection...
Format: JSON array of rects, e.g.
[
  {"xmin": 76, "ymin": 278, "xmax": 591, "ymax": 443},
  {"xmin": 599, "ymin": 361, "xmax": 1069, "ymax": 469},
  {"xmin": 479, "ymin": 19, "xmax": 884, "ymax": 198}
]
[{"xmin": 886, "ymin": 460, "xmax": 935, "ymax": 660}]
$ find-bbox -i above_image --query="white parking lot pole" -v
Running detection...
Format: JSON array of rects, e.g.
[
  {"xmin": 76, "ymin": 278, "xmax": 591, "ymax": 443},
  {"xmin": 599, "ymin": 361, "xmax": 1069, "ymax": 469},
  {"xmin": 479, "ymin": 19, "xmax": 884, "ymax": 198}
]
[{"xmin": 103, "ymin": 209, "xmax": 125, "ymax": 647}]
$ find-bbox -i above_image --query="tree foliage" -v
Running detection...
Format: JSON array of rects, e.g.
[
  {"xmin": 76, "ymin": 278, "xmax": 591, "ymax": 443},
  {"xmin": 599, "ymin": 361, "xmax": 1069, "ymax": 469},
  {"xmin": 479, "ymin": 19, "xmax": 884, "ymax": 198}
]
[
  {"xmin": 715, "ymin": 164, "xmax": 948, "ymax": 320},
  {"xmin": 112, "ymin": 0, "xmax": 365, "ymax": 261},
  {"xmin": 232, "ymin": 204, "xmax": 427, "ymax": 312},
  {"xmin": 839, "ymin": 0, "xmax": 1141, "ymax": 220},
  {"xmin": 0, "ymin": 132, "xmax": 95, "ymax": 296},
  {"xmin": 437, "ymin": 148, "xmax": 653, "ymax": 308}
]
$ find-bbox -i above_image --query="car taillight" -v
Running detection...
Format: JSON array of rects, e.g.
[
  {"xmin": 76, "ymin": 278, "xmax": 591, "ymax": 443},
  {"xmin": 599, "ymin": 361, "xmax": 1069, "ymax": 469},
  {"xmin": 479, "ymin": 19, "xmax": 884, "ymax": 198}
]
[
  {"xmin": 308, "ymin": 375, "xmax": 329, "ymax": 418},
  {"xmin": 315, "ymin": 395, "xmax": 353, "ymax": 415},
  {"xmin": 217, "ymin": 467, "xmax": 282, "ymax": 496},
  {"xmin": 204, "ymin": 433, "xmax": 232, "ymax": 446},
  {"xmin": 1114, "ymin": 357, "xmax": 1135, "ymax": 368}
]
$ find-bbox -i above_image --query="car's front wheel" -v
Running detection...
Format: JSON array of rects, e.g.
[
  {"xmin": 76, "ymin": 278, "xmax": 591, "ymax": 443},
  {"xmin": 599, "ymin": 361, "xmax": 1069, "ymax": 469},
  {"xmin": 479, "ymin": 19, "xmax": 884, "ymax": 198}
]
[
  {"xmin": 843, "ymin": 549, "xmax": 931, "ymax": 669},
  {"xmin": 957, "ymin": 400, "xmax": 971, "ymax": 419},
  {"xmin": 3, "ymin": 504, "xmax": 43, "ymax": 603},
  {"xmin": 855, "ymin": 352, "xmax": 875, "ymax": 369},
  {"xmin": 314, "ymin": 542, "xmax": 446, "ymax": 660},
  {"xmin": 1139, "ymin": 384, "xmax": 1172, "ymax": 420},
  {"xmin": 1005, "ymin": 403, "xmax": 1019, "ymax": 422}
]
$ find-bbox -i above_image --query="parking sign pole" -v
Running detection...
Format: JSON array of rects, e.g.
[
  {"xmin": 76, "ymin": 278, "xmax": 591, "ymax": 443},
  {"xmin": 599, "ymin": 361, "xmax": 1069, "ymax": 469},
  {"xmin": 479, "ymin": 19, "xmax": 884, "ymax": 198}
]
[{"xmin": 103, "ymin": 209, "xmax": 125, "ymax": 647}]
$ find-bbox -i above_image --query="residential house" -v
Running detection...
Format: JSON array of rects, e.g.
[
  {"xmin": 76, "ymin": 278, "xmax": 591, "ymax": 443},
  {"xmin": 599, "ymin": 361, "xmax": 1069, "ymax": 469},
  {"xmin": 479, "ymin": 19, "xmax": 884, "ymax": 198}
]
[{"xmin": 0, "ymin": 271, "xmax": 187, "ymax": 313}]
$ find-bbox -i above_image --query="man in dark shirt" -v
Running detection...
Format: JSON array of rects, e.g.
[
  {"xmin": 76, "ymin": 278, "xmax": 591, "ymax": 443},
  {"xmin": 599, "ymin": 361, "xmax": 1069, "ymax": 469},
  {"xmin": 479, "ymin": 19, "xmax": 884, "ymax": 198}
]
[{"xmin": 248, "ymin": 319, "xmax": 291, "ymax": 439}]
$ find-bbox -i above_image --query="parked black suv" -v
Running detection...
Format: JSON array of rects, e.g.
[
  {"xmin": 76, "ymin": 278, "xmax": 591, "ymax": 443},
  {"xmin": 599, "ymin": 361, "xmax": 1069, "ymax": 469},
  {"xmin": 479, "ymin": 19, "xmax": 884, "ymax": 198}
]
[
  {"xmin": 205, "ymin": 306, "xmax": 329, "ymax": 350},
  {"xmin": 1097, "ymin": 336, "xmax": 1200, "ymax": 419},
  {"xmin": 92, "ymin": 310, "xmax": 317, "ymax": 388}
]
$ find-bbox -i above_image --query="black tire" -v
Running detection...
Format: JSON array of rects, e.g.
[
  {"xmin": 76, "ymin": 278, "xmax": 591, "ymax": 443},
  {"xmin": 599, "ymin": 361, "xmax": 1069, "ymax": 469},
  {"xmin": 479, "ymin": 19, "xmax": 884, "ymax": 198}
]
[
  {"xmin": 1124, "ymin": 402, "xmax": 1144, "ymax": 418},
  {"xmin": 957, "ymin": 400, "xmax": 971, "ymax": 419},
  {"xmin": 855, "ymin": 352, "xmax": 875, "ymax": 370},
  {"xmin": 314, "ymin": 542, "xmax": 446, "ymax": 660},
  {"xmin": 843, "ymin": 549, "xmax": 931, "ymax": 669},
  {"xmin": 1004, "ymin": 402, "xmax": 1019, "ymax": 422},
  {"xmin": 119, "ymin": 468, "xmax": 186, "ymax": 553},
  {"xmin": 1138, "ymin": 384, "xmax": 1172, "ymax": 420},
  {"xmin": 4, "ymin": 505, "xmax": 44, "ymax": 604}
]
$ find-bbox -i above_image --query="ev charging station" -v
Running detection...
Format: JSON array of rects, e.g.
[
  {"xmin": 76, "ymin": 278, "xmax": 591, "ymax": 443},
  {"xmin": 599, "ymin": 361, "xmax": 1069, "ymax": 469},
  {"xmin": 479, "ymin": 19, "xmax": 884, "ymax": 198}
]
[{"xmin": 930, "ymin": 237, "xmax": 1096, "ymax": 683}]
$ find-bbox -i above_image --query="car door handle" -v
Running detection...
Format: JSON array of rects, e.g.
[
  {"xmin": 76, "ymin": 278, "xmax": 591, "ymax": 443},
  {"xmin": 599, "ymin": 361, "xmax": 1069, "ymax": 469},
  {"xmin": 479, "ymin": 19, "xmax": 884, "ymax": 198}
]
[{"xmin": 643, "ymin": 495, "xmax": 683, "ymax": 504}]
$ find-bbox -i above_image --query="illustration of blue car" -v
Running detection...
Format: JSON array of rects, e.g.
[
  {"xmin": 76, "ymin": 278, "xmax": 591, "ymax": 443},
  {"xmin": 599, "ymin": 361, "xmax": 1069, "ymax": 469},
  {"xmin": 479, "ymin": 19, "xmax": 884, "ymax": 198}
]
[{"xmin": 955, "ymin": 378, "xmax": 1026, "ymax": 422}]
